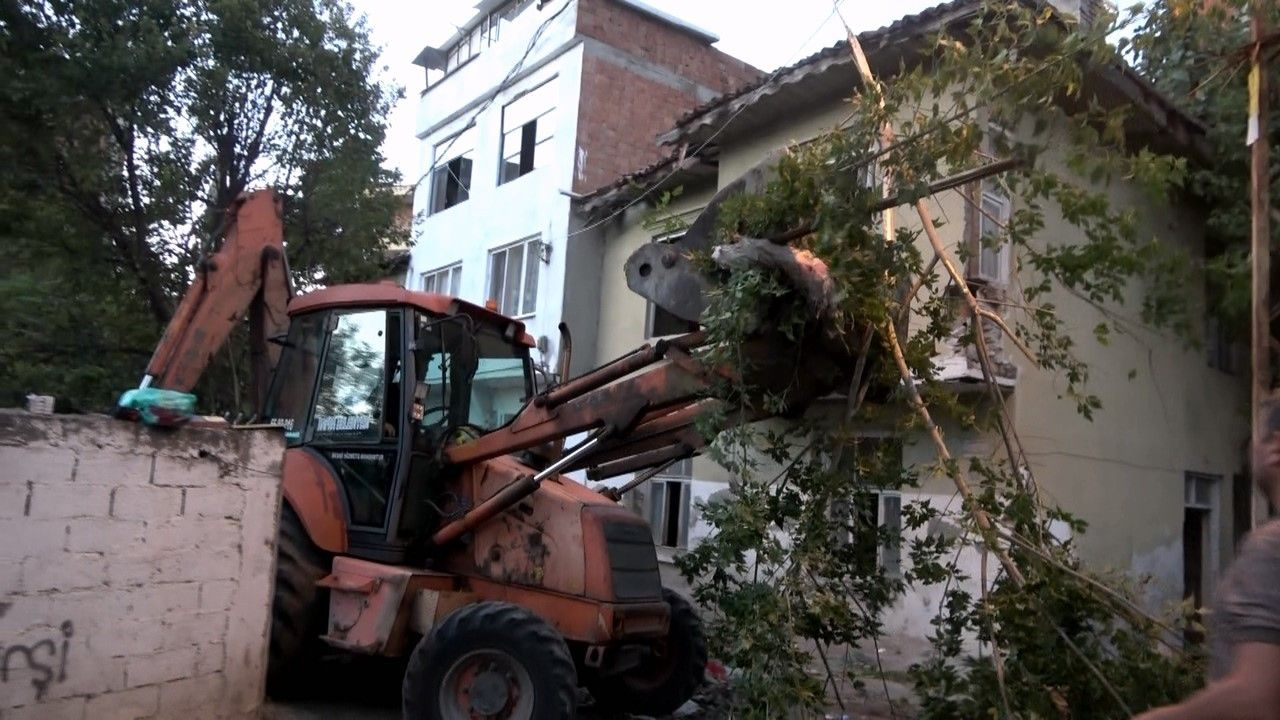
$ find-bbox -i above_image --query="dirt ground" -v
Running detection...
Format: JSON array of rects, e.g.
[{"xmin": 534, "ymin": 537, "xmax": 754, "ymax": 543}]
[{"xmin": 259, "ymin": 654, "xmax": 915, "ymax": 720}]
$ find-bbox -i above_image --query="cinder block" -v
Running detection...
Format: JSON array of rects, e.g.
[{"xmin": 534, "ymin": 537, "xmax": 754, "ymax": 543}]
[
  {"xmin": 26, "ymin": 482, "xmax": 113, "ymax": 519},
  {"xmin": 0, "ymin": 518, "xmax": 69, "ymax": 559},
  {"xmin": 159, "ymin": 611, "xmax": 228, "ymax": 651},
  {"xmin": 0, "ymin": 445, "xmax": 77, "ymax": 485},
  {"xmin": 106, "ymin": 554, "xmax": 160, "ymax": 587},
  {"xmin": 0, "ymin": 480, "xmax": 32, "ymax": 519},
  {"xmin": 124, "ymin": 645, "xmax": 198, "ymax": 687},
  {"xmin": 3, "ymin": 696, "xmax": 85, "ymax": 720},
  {"xmin": 93, "ymin": 617, "xmax": 165, "ymax": 657},
  {"xmin": 75, "ymin": 449, "xmax": 152, "ymax": 487},
  {"xmin": 110, "ymin": 485, "xmax": 183, "ymax": 521},
  {"xmin": 42, "ymin": 632, "xmax": 127, "ymax": 701},
  {"xmin": 183, "ymin": 486, "xmax": 247, "ymax": 520},
  {"xmin": 151, "ymin": 455, "xmax": 221, "ymax": 488},
  {"xmin": 112, "ymin": 582, "xmax": 201, "ymax": 621},
  {"xmin": 157, "ymin": 672, "xmax": 227, "ymax": 714},
  {"xmin": 65, "ymin": 519, "xmax": 146, "ymax": 554},
  {"xmin": 198, "ymin": 580, "xmax": 238, "ymax": 612},
  {"xmin": 141, "ymin": 518, "xmax": 241, "ymax": 553},
  {"xmin": 22, "ymin": 553, "xmax": 106, "ymax": 593},
  {"xmin": 82, "ymin": 684, "xmax": 160, "ymax": 720},
  {"xmin": 194, "ymin": 641, "xmax": 225, "ymax": 676}
]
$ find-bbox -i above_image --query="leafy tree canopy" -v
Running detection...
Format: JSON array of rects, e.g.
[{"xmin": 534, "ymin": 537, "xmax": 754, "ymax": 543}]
[{"xmin": 0, "ymin": 0, "xmax": 407, "ymax": 413}]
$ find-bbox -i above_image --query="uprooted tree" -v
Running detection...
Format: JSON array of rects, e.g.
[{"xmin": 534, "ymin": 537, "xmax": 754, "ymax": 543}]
[
  {"xmin": 642, "ymin": 2, "xmax": 1277, "ymax": 717},
  {"xmin": 0, "ymin": 0, "xmax": 407, "ymax": 414}
]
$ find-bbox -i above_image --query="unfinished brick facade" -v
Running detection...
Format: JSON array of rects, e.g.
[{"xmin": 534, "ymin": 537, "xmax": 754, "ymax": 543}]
[
  {"xmin": 572, "ymin": 0, "xmax": 762, "ymax": 194},
  {"xmin": 0, "ymin": 411, "xmax": 283, "ymax": 720}
]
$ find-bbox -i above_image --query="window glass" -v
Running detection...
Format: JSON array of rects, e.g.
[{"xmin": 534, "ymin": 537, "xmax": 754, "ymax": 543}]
[
  {"xmin": 422, "ymin": 263, "xmax": 462, "ymax": 296},
  {"xmin": 313, "ymin": 310, "xmax": 388, "ymax": 442},
  {"xmin": 430, "ymin": 127, "xmax": 477, "ymax": 213},
  {"xmin": 487, "ymin": 238, "xmax": 538, "ymax": 317},
  {"xmin": 499, "ymin": 80, "xmax": 555, "ymax": 184},
  {"xmin": 414, "ymin": 313, "xmax": 534, "ymax": 432},
  {"xmin": 263, "ymin": 312, "xmax": 327, "ymax": 443}
]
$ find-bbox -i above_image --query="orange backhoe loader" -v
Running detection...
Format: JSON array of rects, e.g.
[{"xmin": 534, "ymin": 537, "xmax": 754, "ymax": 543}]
[{"xmin": 127, "ymin": 187, "xmax": 853, "ymax": 719}]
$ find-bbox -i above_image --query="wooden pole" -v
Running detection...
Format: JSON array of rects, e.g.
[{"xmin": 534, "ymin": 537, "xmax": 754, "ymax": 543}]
[{"xmin": 1250, "ymin": 0, "xmax": 1271, "ymax": 523}]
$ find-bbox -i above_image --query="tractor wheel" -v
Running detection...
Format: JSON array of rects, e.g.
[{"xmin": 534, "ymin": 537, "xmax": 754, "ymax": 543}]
[
  {"xmin": 586, "ymin": 588, "xmax": 707, "ymax": 717},
  {"xmin": 266, "ymin": 502, "xmax": 331, "ymax": 697},
  {"xmin": 402, "ymin": 602, "xmax": 578, "ymax": 720}
]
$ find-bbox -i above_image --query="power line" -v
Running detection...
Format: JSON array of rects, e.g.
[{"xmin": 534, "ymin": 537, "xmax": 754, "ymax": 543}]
[
  {"xmin": 564, "ymin": 0, "xmax": 854, "ymax": 240},
  {"xmin": 412, "ymin": 0, "xmax": 574, "ymax": 197}
]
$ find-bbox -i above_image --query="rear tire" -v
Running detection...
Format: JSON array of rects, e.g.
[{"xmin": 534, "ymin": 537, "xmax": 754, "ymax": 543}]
[
  {"xmin": 402, "ymin": 602, "xmax": 578, "ymax": 720},
  {"xmin": 266, "ymin": 502, "xmax": 331, "ymax": 697},
  {"xmin": 586, "ymin": 588, "xmax": 707, "ymax": 717}
]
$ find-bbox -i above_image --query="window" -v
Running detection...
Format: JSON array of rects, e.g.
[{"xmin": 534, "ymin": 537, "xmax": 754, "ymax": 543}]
[
  {"xmin": 413, "ymin": 312, "xmax": 534, "ymax": 432},
  {"xmin": 1184, "ymin": 471, "xmax": 1221, "ymax": 640},
  {"xmin": 487, "ymin": 237, "xmax": 540, "ymax": 317},
  {"xmin": 309, "ymin": 309, "xmax": 405, "ymax": 530},
  {"xmin": 831, "ymin": 438, "xmax": 903, "ymax": 578},
  {"xmin": 312, "ymin": 310, "xmax": 391, "ymax": 443},
  {"xmin": 645, "ymin": 233, "xmax": 700, "ymax": 338},
  {"xmin": 262, "ymin": 311, "xmax": 327, "ymax": 443},
  {"xmin": 966, "ymin": 118, "xmax": 1013, "ymax": 285},
  {"xmin": 1206, "ymin": 313, "xmax": 1242, "ymax": 374},
  {"xmin": 430, "ymin": 126, "xmax": 477, "ymax": 214},
  {"xmin": 973, "ymin": 182, "xmax": 1012, "ymax": 284},
  {"xmin": 649, "ymin": 458, "xmax": 693, "ymax": 549},
  {"xmin": 499, "ymin": 81, "xmax": 556, "ymax": 184},
  {"xmin": 421, "ymin": 263, "xmax": 462, "ymax": 297}
]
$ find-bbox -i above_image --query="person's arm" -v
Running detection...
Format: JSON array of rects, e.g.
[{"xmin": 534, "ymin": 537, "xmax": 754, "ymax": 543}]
[{"xmin": 1132, "ymin": 642, "xmax": 1280, "ymax": 720}]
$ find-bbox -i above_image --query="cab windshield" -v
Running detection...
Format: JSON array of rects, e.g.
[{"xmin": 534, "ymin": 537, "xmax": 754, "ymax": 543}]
[{"xmin": 415, "ymin": 313, "xmax": 533, "ymax": 432}]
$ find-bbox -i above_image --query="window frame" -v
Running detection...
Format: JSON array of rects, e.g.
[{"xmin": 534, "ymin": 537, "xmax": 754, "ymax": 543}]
[
  {"xmin": 420, "ymin": 262, "xmax": 463, "ymax": 297},
  {"xmin": 965, "ymin": 119, "xmax": 1014, "ymax": 286},
  {"xmin": 429, "ymin": 126, "xmax": 477, "ymax": 215},
  {"xmin": 486, "ymin": 236, "xmax": 541, "ymax": 318},
  {"xmin": 498, "ymin": 80, "xmax": 556, "ymax": 185},
  {"xmin": 649, "ymin": 457, "xmax": 693, "ymax": 550},
  {"xmin": 829, "ymin": 437, "xmax": 904, "ymax": 579}
]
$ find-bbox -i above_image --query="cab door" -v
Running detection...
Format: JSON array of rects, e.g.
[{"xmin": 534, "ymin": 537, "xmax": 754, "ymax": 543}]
[{"xmin": 305, "ymin": 307, "xmax": 407, "ymax": 557}]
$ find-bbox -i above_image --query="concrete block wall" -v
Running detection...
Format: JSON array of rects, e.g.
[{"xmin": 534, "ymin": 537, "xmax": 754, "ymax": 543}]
[{"xmin": 0, "ymin": 410, "xmax": 284, "ymax": 720}]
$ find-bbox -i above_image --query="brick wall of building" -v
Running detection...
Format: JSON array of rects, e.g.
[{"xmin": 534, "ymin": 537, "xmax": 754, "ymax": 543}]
[
  {"xmin": 576, "ymin": 0, "xmax": 762, "ymax": 94},
  {"xmin": 575, "ymin": 56, "xmax": 704, "ymax": 194},
  {"xmin": 572, "ymin": 0, "xmax": 764, "ymax": 194},
  {"xmin": 0, "ymin": 410, "xmax": 284, "ymax": 720}
]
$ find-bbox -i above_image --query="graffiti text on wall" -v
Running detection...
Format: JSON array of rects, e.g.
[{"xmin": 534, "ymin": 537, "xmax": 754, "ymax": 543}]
[{"xmin": 1, "ymin": 621, "xmax": 74, "ymax": 701}]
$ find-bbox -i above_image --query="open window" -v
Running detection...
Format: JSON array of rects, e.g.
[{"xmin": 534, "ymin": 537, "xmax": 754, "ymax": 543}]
[
  {"xmin": 965, "ymin": 119, "xmax": 1013, "ymax": 286},
  {"xmin": 649, "ymin": 457, "xmax": 693, "ymax": 550},
  {"xmin": 430, "ymin": 126, "xmax": 477, "ymax": 214},
  {"xmin": 830, "ymin": 437, "xmax": 903, "ymax": 579},
  {"xmin": 499, "ymin": 80, "xmax": 556, "ymax": 184}
]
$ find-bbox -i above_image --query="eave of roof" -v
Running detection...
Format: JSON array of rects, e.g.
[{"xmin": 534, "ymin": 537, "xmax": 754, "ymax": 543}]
[
  {"xmin": 656, "ymin": 0, "xmax": 1208, "ymax": 163},
  {"xmin": 574, "ymin": 150, "xmax": 720, "ymax": 220}
]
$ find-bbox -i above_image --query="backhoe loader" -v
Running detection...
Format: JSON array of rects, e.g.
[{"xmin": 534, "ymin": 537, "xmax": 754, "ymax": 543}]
[{"xmin": 123, "ymin": 186, "xmax": 854, "ymax": 719}]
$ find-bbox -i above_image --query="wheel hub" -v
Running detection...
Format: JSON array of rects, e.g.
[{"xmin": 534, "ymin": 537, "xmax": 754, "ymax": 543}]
[
  {"xmin": 469, "ymin": 669, "xmax": 512, "ymax": 715},
  {"xmin": 440, "ymin": 648, "xmax": 533, "ymax": 720}
]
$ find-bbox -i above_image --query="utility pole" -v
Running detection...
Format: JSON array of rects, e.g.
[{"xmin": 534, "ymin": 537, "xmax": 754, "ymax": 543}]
[{"xmin": 1250, "ymin": 0, "xmax": 1271, "ymax": 523}]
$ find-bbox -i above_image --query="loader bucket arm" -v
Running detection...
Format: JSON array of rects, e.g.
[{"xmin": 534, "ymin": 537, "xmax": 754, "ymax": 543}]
[{"xmin": 142, "ymin": 190, "xmax": 293, "ymax": 406}]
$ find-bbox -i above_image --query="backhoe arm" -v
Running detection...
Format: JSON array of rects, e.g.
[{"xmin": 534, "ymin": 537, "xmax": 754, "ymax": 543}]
[{"xmin": 141, "ymin": 190, "xmax": 293, "ymax": 408}]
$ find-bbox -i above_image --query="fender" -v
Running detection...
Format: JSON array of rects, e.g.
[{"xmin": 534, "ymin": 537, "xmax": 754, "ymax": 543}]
[{"xmin": 282, "ymin": 447, "xmax": 349, "ymax": 554}]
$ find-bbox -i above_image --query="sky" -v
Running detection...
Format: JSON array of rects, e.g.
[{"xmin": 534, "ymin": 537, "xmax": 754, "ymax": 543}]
[{"xmin": 348, "ymin": 0, "xmax": 940, "ymax": 182}]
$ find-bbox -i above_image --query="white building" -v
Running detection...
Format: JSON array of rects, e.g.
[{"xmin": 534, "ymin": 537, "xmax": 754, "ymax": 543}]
[{"xmin": 407, "ymin": 0, "xmax": 760, "ymax": 379}]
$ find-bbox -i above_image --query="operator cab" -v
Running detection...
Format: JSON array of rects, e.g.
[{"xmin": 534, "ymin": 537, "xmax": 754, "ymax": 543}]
[{"xmin": 260, "ymin": 285, "xmax": 537, "ymax": 563}]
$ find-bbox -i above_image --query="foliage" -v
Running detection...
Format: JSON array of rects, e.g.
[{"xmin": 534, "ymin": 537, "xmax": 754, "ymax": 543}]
[
  {"xmin": 0, "ymin": 0, "xmax": 406, "ymax": 413},
  {"xmin": 1121, "ymin": 0, "xmax": 1280, "ymax": 333},
  {"xmin": 667, "ymin": 2, "xmax": 1218, "ymax": 718}
]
